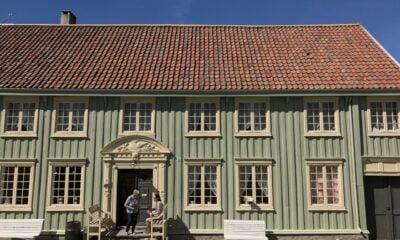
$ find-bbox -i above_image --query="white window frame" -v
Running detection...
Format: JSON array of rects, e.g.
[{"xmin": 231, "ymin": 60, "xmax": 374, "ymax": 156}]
[
  {"xmin": 367, "ymin": 97, "xmax": 400, "ymax": 136},
  {"xmin": 234, "ymin": 97, "xmax": 271, "ymax": 137},
  {"xmin": 306, "ymin": 159, "xmax": 345, "ymax": 211},
  {"xmin": 185, "ymin": 98, "xmax": 221, "ymax": 137},
  {"xmin": 235, "ymin": 159, "xmax": 273, "ymax": 211},
  {"xmin": 0, "ymin": 97, "xmax": 39, "ymax": 137},
  {"xmin": 183, "ymin": 159, "xmax": 222, "ymax": 211},
  {"xmin": 51, "ymin": 97, "xmax": 89, "ymax": 138},
  {"xmin": 304, "ymin": 97, "xmax": 341, "ymax": 137},
  {"xmin": 119, "ymin": 98, "xmax": 155, "ymax": 136},
  {"xmin": 0, "ymin": 160, "xmax": 35, "ymax": 212},
  {"xmin": 46, "ymin": 159, "xmax": 86, "ymax": 212}
]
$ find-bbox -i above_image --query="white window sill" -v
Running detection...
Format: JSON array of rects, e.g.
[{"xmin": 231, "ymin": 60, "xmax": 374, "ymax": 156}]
[
  {"xmin": 46, "ymin": 206, "xmax": 85, "ymax": 212},
  {"xmin": 185, "ymin": 132, "xmax": 222, "ymax": 137},
  {"xmin": 0, "ymin": 132, "xmax": 37, "ymax": 138},
  {"xmin": 119, "ymin": 131, "xmax": 155, "ymax": 137},
  {"xmin": 184, "ymin": 206, "xmax": 223, "ymax": 212},
  {"xmin": 304, "ymin": 131, "xmax": 341, "ymax": 137},
  {"xmin": 0, "ymin": 206, "xmax": 32, "ymax": 212},
  {"xmin": 368, "ymin": 131, "xmax": 400, "ymax": 137},
  {"xmin": 51, "ymin": 132, "xmax": 88, "ymax": 138},
  {"xmin": 235, "ymin": 131, "xmax": 272, "ymax": 137},
  {"xmin": 308, "ymin": 205, "xmax": 346, "ymax": 212},
  {"xmin": 236, "ymin": 205, "xmax": 274, "ymax": 211}
]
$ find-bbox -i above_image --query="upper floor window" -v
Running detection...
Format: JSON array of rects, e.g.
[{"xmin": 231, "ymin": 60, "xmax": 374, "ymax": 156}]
[
  {"xmin": 304, "ymin": 98, "xmax": 340, "ymax": 136},
  {"xmin": 186, "ymin": 98, "xmax": 220, "ymax": 136},
  {"xmin": 0, "ymin": 162, "xmax": 34, "ymax": 211},
  {"xmin": 235, "ymin": 98, "xmax": 271, "ymax": 136},
  {"xmin": 52, "ymin": 98, "xmax": 88, "ymax": 137},
  {"xmin": 368, "ymin": 98, "xmax": 400, "ymax": 135},
  {"xmin": 1, "ymin": 97, "xmax": 38, "ymax": 137},
  {"xmin": 120, "ymin": 98, "xmax": 155, "ymax": 135},
  {"xmin": 306, "ymin": 160, "xmax": 345, "ymax": 211}
]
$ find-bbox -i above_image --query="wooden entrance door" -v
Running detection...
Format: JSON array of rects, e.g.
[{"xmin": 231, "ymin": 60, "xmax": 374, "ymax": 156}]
[
  {"xmin": 365, "ymin": 177, "xmax": 400, "ymax": 240},
  {"xmin": 116, "ymin": 169, "xmax": 153, "ymax": 226}
]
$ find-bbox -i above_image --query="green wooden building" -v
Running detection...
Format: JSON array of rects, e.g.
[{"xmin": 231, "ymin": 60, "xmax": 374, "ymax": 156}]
[{"xmin": 0, "ymin": 18, "xmax": 400, "ymax": 239}]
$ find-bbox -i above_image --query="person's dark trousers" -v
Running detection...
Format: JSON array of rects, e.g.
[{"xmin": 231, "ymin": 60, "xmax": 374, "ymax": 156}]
[{"xmin": 126, "ymin": 213, "xmax": 138, "ymax": 233}]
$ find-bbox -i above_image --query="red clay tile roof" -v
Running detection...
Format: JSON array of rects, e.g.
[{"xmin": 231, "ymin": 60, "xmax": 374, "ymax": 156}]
[{"xmin": 0, "ymin": 24, "xmax": 399, "ymax": 91}]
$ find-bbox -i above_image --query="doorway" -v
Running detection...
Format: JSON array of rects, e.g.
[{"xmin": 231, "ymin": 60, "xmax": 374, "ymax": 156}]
[
  {"xmin": 365, "ymin": 176, "xmax": 400, "ymax": 240},
  {"xmin": 116, "ymin": 169, "xmax": 153, "ymax": 226}
]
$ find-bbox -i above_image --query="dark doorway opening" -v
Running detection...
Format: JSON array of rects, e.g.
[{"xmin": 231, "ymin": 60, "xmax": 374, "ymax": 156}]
[
  {"xmin": 365, "ymin": 176, "xmax": 400, "ymax": 240},
  {"xmin": 116, "ymin": 169, "xmax": 153, "ymax": 227}
]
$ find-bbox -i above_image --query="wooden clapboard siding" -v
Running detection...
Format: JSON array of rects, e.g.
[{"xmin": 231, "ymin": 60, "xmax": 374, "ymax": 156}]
[{"xmin": 0, "ymin": 95, "xmax": 388, "ymax": 234}]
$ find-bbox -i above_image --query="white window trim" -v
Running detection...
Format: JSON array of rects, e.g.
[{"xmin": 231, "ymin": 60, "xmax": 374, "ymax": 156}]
[
  {"xmin": 51, "ymin": 97, "xmax": 89, "ymax": 138},
  {"xmin": 119, "ymin": 97, "xmax": 155, "ymax": 136},
  {"xmin": 185, "ymin": 98, "xmax": 221, "ymax": 137},
  {"xmin": 367, "ymin": 97, "xmax": 400, "ymax": 136},
  {"xmin": 303, "ymin": 97, "xmax": 341, "ymax": 137},
  {"xmin": 46, "ymin": 158, "xmax": 86, "ymax": 212},
  {"xmin": 0, "ymin": 97, "xmax": 39, "ymax": 137},
  {"xmin": 0, "ymin": 159, "xmax": 35, "ymax": 212},
  {"xmin": 183, "ymin": 159, "xmax": 222, "ymax": 211},
  {"xmin": 235, "ymin": 159, "xmax": 274, "ymax": 211},
  {"xmin": 234, "ymin": 97, "xmax": 271, "ymax": 137},
  {"xmin": 305, "ymin": 159, "xmax": 346, "ymax": 211}
]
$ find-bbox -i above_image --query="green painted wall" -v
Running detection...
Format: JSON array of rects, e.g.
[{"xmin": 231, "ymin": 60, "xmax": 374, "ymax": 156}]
[{"xmin": 0, "ymin": 95, "xmax": 390, "ymax": 233}]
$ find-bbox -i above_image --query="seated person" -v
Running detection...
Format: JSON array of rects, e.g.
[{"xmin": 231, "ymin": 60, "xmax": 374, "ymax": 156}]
[{"xmin": 144, "ymin": 194, "xmax": 163, "ymax": 234}]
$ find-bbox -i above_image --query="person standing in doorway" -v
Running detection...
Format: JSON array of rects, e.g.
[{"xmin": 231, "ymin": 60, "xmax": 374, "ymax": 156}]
[{"xmin": 124, "ymin": 190, "xmax": 140, "ymax": 235}]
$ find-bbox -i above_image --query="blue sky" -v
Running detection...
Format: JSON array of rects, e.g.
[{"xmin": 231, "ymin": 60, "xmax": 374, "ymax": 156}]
[{"xmin": 1, "ymin": 0, "xmax": 400, "ymax": 61}]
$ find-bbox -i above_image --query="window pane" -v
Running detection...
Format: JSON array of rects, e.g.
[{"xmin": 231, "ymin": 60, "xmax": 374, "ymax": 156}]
[
  {"xmin": 0, "ymin": 166, "xmax": 15, "ymax": 205},
  {"xmin": 238, "ymin": 103, "xmax": 252, "ymax": 131},
  {"xmin": 239, "ymin": 166, "xmax": 253, "ymax": 204},
  {"xmin": 326, "ymin": 166, "xmax": 339, "ymax": 204},
  {"xmin": 189, "ymin": 103, "xmax": 202, "ymax": 131},
  {"xmin": 67, "ymin": 166, "xmax": 82, "ymax": 204},
  {"xmin": 123, "ymin": 103, "xmax": 137, "ymax": 131},
  {"xmin": 52, "ymin": 166, "xmax": 66, "ymax": 204},
  {"xmin": 188, "ymin": 166, "xmax": 202, "ymax": 205},
  {"xmin": 15, "ymin": 167, "xmax": 31, "ymax": 205},
  {"xmin": 254, "ymin": 103, "xmax": 267, "ymax": 131},
  {"xmin": 71, "ymin": 103, "xmax": 85, "ymax": 132},
  {"xmin": 310, "ymin": 166, "xmax": 324, "ymax": 204},
  {"xmin": 21, "ymin": 103, "xmax": 35, "ymax": 132},
  {"xmin": 139, "ymin": 103, "xmax": 152, "ymax": 131},
  {"xmin": 386, "ymin": 102, "xmax": 398, "ymax": 131},
  {"xmin": 322, "ymin": 102, "xmax": 335, "ymax": 131},
  {"xmin": 370, "ymin": 102, "xmax": 384, "ymax": 131},
  {"xmin": 204, "ymin": 166, "xmax": 217, "ymax": 205},
  {"xmin": 255, "ymin": 166, "xmax": 268, "ymax": 204},
  {"xmin": 56, "ymin": 103, "xmax": 70, "ymax": 131},
  {"xmin": 204, "ymin": 103, "xmax": 217, "ymax": 131},
  {"xmin": 307, "ymin": 102, "xmax": 320, "ymax": 131},
  {"xmin": 6, "ymin": 103, "xmax": 20, "ymax": 131}
]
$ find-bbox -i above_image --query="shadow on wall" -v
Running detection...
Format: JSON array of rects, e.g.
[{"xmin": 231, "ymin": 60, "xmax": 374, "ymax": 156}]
[{"xmin": 167, "ymin": 216, "xmax": 195, "ymax": 240}]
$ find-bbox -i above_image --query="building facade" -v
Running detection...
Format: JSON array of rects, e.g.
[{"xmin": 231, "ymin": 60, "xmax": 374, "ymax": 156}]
[{"xmin": 0, "ymin": 23, "xmax": 399, "ymax": 239}]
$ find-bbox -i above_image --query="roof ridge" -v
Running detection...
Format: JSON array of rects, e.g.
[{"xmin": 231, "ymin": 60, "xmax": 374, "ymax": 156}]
[{"xmin": 0, "ymin": 23, "xmax": 361, "ymax": 27}]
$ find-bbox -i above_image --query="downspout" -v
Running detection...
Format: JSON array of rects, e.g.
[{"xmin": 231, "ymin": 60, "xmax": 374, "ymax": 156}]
[{"xmin": 347, "ymin": 96, "xmax": 364, "ymax": 236}]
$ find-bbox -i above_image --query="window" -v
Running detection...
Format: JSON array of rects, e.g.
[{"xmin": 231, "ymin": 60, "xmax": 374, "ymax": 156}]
[
  {"xmin": 120, "ymin": 98, "xmax": 155, "ymax": 135},
  {"xmin": 235, "ymin": 98, "xmax": 270, "ymax": 136},
  {"xmin": 47, "ymin": 161, "xmax": 85, "ymax": 211},
  {"xmin": 1, "ymin": 97, "xmax": 38, "ymax": 136},
  {"xmin": 184, "ymin": 161, "xmax": 221, "ymax": 211},
  {"xmin": 304, "ymin": 98, "xmax": 340, "ymax": 136},
  {"xmin": 186, "ymin": 99, "xmax": 220, "ymax": 136},
  {"xmin": 0, "ymin": 163, "xmax": 34, "ymax": 211},
  {"xmin": 52, "ymin": 98, "xmax": 88, "ymax": 137},
  {"xmin": 368, "ymin": 98, "xmax": 400, "ymax": 135},
  {"xmin": 235, "ymin": 160, "xmax": 273, "ymax": 211},
  {"xmin": 306, "ymin": 160, "xmax": 345, "ymax": 211}
]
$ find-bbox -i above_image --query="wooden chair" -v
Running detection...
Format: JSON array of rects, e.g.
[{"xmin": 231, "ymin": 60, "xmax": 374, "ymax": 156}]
[
  {"xmin": 86, "ymin": 204, "xmax": 113, "ymax": 240},
  {"xmin": 149, "ymin": 203, "xmax": 168, "ymax": 240}
]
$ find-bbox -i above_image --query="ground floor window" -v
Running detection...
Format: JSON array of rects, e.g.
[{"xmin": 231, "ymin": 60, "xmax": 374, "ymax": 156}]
[
  {"xmin": 47, "ymin": 161, "xmax": 85, "ymax": 211},
  {"xmin": 306, "ymin": 160, "xmax": 345, "ymax": 211},
  {"xmin": 235, "ymin": 160, "xmax": 273, "ymax": 211},
  {"xmin": 0, "ymin": 163, "xmax": 34, "ymax": 210},
  {"xmin": 184, "ymin": 160, "xmax": 221, "ymax": 211}
]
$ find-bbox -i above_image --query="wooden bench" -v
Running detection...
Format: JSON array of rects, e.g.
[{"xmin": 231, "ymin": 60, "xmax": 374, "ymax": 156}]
[
  {"xmin": 149, "ymin": 203, "xmax": 168, "ymax": 240},
  {"xmin": 0, "ymin": 219, "xmax": 44, "ymax": 239},
  {"xmin": 224, "ymin": 220, "xmax": 268, "ymax": 240},
  {"xmin": 86, "ymin": 204, "xmax": 113, "ymax": 240}
]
